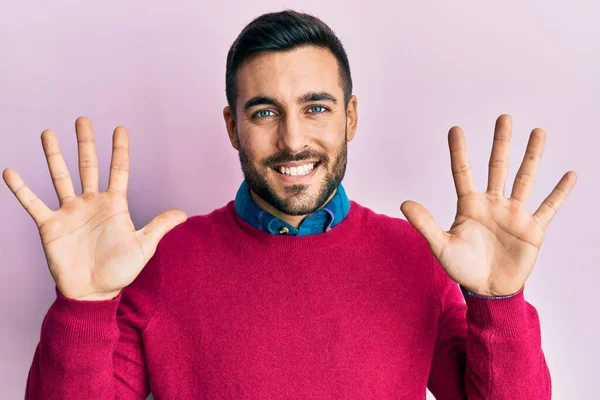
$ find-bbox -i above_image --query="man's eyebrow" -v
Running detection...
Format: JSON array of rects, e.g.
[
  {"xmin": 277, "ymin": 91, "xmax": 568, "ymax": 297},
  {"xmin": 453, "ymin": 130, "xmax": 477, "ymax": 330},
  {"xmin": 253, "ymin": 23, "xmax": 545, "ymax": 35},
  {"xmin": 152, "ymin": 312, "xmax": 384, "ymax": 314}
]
[
  {"xmin": 298, "ymin": 91, "xmax": 338, "ymax": 104},
  {"xmin": 243, "ymin": 96, "xmax": 283, "ymax": 113},
  {"xmin": 242, "ymin": 91, "xmax": 338, "ymax": 113}
]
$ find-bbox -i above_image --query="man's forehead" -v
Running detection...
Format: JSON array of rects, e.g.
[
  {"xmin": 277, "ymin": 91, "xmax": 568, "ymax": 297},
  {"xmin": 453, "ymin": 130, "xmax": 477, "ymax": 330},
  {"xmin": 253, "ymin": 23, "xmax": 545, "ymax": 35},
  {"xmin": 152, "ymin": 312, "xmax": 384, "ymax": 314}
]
[{"xmin": 236, "ymin": 46, "xmax": 342, "ymax": 102}]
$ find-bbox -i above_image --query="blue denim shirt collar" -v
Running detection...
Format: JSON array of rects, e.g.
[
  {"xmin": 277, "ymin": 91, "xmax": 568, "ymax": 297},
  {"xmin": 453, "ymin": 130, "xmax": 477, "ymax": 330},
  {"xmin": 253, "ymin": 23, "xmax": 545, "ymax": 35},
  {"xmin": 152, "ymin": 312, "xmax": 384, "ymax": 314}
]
[{"xmin": 234, "ymin": 179, "xmax": 350, "ymax": 236}]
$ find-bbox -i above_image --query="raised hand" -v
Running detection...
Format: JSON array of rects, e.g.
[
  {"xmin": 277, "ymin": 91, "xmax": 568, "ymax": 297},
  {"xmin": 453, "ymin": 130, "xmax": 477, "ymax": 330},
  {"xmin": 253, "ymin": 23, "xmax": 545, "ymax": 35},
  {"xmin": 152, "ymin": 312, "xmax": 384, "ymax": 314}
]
[
  {"xmin": 2, "ymin": 117, "xmax": 187, "ymax": 300},
  {"xmin": 400, "ymin": 114, "xmax": 577, "ymax": 297}
]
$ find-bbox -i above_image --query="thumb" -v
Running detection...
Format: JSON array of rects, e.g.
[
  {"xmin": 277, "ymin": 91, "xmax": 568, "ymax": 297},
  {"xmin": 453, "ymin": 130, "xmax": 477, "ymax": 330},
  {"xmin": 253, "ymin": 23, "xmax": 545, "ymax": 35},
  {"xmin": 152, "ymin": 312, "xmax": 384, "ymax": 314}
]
[
  {"xmin": 400, "ymin": 200, "xmax": 448, "ymax": 257},
  {"xmin": 138, "ymin": 209, "xmax": 188, "ymax": 261}
]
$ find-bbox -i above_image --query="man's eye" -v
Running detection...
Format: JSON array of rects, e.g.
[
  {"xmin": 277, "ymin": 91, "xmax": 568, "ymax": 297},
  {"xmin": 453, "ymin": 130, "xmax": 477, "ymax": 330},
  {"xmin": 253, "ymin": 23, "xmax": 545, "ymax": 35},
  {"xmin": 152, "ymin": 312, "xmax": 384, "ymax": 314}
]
[
  {"xmin": 254, "ymin": 110, "xmax": 276, "ymax": 119},
  {"xmin": 308, "ymin": 105, "xmax": 328, "ymax": 114}
]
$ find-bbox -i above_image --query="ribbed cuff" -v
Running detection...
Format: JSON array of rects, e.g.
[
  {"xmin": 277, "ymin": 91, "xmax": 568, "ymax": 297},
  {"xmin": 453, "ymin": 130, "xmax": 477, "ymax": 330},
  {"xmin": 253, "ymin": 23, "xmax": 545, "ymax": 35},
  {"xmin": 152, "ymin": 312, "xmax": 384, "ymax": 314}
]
[
  {"xmin": 463, "ymin": 286, "xmax": 529, "ymax": 336},
  {"xmin": 43, "ymin": 286, "xmax": 123, "ymax": 344},
  {"xmin": 460, "ymin": 284, "xmax": 524, "ymax": 299}
]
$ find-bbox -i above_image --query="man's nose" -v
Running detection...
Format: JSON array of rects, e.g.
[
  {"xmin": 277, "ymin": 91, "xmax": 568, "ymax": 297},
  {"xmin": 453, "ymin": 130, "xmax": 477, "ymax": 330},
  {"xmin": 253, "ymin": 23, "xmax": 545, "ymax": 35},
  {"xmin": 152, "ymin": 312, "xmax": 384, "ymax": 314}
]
[{"xmin": 276, "ymin": 115, "xmax": 310, "ymax": 154}]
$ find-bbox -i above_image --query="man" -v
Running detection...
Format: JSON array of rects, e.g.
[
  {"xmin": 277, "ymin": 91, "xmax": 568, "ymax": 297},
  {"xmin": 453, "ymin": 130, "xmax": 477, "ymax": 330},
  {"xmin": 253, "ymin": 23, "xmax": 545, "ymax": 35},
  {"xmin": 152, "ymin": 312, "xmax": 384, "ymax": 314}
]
[{"xmin": 3, "ymin": 9, "xmax": 576, "ymax": 400}]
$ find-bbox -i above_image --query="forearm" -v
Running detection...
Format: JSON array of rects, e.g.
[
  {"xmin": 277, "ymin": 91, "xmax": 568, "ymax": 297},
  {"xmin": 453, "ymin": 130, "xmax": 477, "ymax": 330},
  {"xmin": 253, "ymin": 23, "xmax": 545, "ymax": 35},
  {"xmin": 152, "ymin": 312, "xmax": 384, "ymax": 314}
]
[
  {"xmin": 462, "ymin": 288, "xmax": 551, "ymax": 399},
  {"xmin": 25, "ymin": 287, "xmax": 149, "ymax": 400}
]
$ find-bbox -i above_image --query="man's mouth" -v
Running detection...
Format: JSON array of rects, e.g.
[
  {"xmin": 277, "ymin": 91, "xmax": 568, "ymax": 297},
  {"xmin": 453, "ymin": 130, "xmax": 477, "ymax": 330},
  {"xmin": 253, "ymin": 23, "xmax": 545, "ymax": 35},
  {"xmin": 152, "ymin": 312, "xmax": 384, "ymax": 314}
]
[{"xmin": 272, "ymin": 161, "xmax": 321, "ymax": 177}]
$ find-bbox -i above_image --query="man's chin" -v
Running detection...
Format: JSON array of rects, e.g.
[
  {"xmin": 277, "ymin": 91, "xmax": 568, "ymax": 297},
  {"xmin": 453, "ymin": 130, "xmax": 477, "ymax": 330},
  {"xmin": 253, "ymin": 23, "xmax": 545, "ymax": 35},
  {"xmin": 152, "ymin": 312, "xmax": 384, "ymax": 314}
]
[
  {"xmin": 260, "ymin": 187, "xmax": 315, "ymax": 213},
  {"xmin": 249, "ymin": 168, "xmax": 339, "ymax": 216},
  {"xmin": 278, "ymin": 199, "xmax": 324, "ymax": 216}
]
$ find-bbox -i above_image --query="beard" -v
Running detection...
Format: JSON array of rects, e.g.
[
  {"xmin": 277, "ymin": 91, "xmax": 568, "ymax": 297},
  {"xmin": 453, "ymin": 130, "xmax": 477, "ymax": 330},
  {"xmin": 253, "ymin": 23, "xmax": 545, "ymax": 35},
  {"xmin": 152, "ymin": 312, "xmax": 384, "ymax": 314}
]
[{"xmin": 237, "ymin": 128, "xmax": 348, "ymax": 216}]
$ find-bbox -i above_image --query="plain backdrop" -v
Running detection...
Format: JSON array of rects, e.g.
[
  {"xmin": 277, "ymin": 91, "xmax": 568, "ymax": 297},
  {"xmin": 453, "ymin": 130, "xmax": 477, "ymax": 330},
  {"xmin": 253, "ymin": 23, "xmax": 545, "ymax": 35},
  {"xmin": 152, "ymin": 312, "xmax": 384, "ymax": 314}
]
[{"xmin": 1, "ymin": 1, "xmax": 598, "ymax": 398}]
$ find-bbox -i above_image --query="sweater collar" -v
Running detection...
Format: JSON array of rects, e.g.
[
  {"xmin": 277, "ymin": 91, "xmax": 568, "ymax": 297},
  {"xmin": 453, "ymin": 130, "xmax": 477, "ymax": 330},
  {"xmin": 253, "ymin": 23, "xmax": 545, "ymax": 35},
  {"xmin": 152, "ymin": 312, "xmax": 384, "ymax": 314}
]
[{"xmin": 234, "ymin": 179, "xmax": 350, "ymax": 236}]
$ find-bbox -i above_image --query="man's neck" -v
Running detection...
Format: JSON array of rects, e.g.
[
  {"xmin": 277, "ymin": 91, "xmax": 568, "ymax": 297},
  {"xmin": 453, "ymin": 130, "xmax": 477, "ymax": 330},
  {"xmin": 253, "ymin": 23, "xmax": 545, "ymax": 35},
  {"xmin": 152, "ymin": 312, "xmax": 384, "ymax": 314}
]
[{"xmin": 249, "ymin": 189, "xmax": 338, "ymax": 229}]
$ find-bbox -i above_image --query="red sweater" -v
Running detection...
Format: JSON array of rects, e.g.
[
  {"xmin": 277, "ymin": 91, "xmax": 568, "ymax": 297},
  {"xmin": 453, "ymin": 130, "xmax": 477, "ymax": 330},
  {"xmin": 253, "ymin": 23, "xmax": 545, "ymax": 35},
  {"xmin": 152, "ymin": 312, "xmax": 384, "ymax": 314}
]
[{"xmin": 25, "ymin": 200, "xmax": 551, "ymax": 399}]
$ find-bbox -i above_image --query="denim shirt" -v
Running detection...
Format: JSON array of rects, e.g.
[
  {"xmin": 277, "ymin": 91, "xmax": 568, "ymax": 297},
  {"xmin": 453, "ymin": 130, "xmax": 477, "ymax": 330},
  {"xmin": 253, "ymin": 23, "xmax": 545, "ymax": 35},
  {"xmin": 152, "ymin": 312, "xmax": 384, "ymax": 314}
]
[{"xmin": 234, "ymin": 179, "xmax": 350, "ymax": 236}]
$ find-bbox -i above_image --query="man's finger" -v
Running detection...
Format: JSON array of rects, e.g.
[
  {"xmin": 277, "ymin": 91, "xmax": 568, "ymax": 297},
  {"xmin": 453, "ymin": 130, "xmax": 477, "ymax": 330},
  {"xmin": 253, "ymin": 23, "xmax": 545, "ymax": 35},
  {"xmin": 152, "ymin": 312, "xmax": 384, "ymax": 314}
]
[
  {"xmin": 41, "ymin": 129, "xmax": 77, "ymax": 206},
  {"xmin": 533, "ymin": 171, "xmax": 577, "ymax": 230},
  {"xmin": 76, "ymin": 117, "xmax": 100, "ymax": 194},
  {"xmin": 137, "ymin": 209, "xmax": 188, "ymax": 262},
  {"xmin": 400, "ymin": 200, "xmax": 448, "ymax": 257},
  {"xmin": 448, "ymin": 126, "xmax": 476, "ymax": 198},
  {"xmin": 2, "ymin": 168, "xmax": 53, "ymax": 228},
  {"xmin": 107, "ymin": 126, "xmax": 130, "ymax": 196},
  {"xmin": 510, "ymin": 128, "xmax": 546, "ymax": 204},
  {"xmin": 486, "ymin": 114, "xmax": 512, "ymax": 197}
]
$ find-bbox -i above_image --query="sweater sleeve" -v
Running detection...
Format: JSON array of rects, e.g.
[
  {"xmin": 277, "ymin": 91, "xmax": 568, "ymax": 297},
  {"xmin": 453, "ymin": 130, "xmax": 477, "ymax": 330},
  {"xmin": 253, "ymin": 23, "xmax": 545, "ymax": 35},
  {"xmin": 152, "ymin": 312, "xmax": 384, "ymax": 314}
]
[
  {"xmin": 24, "ymin": 247, "xmax": 162, "ymax": 400},
  {"xmin": 426, "ymin": 254, "xmax": 552, "ymax": 400}
]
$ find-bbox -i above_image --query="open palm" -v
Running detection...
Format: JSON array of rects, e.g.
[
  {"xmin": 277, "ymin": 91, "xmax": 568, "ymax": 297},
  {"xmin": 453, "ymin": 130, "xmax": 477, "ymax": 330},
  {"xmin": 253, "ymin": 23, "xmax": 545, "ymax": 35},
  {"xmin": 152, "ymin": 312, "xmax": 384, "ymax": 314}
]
[
  {"xmin": 401, "ymin": 114, "xmax": 577, "ymax": 296},
  {"xmin": 3, "ymin": 117, "xmax": 187, "ymax": 300}
]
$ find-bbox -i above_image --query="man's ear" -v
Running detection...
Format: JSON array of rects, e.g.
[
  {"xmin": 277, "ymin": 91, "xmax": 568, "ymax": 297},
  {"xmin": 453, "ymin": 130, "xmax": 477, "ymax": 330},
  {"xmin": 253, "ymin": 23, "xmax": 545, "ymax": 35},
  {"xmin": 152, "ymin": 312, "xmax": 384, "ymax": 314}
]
[
  {"xmin": 223, "ymin": 105, "xmax": 240, "ymax": 150},
  {"xmin": 346, "ymin": 95, "xmax": 358, "ymax": 142}
]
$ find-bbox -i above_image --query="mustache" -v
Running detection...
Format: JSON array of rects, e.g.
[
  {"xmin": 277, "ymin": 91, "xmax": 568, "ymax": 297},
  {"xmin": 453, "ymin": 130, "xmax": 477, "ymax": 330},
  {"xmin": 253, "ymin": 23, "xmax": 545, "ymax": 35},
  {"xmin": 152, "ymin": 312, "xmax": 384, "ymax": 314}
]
[{"xmin": 264, "ymin": 149, "xmax": 328, "ymax": 167}]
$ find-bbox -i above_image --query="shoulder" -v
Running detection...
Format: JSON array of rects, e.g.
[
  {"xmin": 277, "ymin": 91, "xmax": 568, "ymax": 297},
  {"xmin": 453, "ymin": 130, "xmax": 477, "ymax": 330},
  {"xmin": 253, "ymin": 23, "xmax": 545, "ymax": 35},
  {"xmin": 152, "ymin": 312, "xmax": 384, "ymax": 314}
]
[
  {"xmin": 350, "ymin": 200, "xmax": 429, "ymax": 246},
  {"xmin": 349, "ymin": 200, "xmax": 434, "ymax": 266},
  {"xmin": 156, "ymin": 201, "xmax": 232, "ymax": 252},
  {"xmin": 349, "ymin": 201, "xmax": 438, "ymax": 302}
]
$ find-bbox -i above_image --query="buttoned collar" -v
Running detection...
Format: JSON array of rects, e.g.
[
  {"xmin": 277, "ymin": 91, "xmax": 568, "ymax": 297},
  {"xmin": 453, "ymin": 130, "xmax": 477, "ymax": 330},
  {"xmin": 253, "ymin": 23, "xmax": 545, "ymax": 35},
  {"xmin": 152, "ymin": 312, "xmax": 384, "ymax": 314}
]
[{"xmin": 234, "ymin": 179, "xmax": 350, "ymax": 236}]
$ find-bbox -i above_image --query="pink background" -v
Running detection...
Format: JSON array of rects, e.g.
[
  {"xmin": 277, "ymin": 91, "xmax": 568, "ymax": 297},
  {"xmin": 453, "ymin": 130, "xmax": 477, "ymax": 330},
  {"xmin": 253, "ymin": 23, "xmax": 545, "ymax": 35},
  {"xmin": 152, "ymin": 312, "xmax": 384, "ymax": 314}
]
[{"xmin": 1, "ymin": 1, "xmax": 598, "ymax": 398}]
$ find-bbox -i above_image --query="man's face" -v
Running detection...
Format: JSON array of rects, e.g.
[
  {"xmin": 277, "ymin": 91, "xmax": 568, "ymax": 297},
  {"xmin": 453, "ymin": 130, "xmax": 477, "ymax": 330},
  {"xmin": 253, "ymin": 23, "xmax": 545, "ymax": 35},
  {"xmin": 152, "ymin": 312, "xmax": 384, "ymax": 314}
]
[{"xmin": 224, "ymin": 46, "xmax": 358, "ymax": 217}]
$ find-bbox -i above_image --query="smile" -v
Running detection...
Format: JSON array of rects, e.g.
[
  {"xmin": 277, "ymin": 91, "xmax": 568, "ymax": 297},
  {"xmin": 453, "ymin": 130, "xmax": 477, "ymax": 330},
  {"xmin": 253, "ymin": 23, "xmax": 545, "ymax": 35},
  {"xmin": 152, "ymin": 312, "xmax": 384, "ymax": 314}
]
[{"xmin": 273, "ymin": 161, "xmax": 320, "ymax": 177}]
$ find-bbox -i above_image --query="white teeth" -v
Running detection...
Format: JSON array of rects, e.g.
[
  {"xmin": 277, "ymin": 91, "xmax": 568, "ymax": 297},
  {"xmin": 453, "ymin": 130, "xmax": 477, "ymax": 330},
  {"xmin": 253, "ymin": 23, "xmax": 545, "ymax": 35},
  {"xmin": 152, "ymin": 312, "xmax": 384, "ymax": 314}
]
[{"xmin": 278, "ymin": 162, "xmax": 316, "ymax": 176}]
